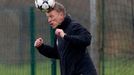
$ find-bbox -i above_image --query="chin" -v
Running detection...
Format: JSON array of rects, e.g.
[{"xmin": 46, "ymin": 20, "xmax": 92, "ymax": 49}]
[
  {"xmin": 52, "ymin": 25, "xmax": 59, "ymax": 29},
  {"xmin": 52, "ymin": 27, "xmax": 56, "ymax": 29},
  {"xmin": 51, "ymin": 26, "xmax": 57, "ymax": 29}
]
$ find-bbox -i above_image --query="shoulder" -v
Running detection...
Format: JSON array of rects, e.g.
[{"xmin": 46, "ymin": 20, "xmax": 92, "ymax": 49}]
[
  {"xmin": 65, "ymin": 15, "xmax": 89, "ymax": 33},
  {"xmin": 70, "ymin": 20, "xmax": 87, "ymax": 32}
]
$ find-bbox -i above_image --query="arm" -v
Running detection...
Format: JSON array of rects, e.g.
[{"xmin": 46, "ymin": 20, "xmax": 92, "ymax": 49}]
[
  {"xmin": 55, "ymin": 23, "xmax": 91, "ymax": 47},
  {"xmin": 34, "ymin": 38, "xmax": 60, "ymax": 59},
  {"xmin": 64, "ymin": 23, "xmax": 91, "ymax": 47}
]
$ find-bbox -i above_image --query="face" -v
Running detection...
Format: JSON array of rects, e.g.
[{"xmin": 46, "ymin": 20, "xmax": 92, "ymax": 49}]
[{"xmin": 46, "ymin": 10, "xmax": 64, "ymax": 29}]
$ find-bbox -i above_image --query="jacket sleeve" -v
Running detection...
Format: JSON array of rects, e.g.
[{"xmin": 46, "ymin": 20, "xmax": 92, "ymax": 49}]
[
  {"xmin": 36, "ymin": 44, "xmax": 60, "ymax": 59},
  {"xmin": 63, "ymin": 23, "xmax": 91, "ymax": 47}
]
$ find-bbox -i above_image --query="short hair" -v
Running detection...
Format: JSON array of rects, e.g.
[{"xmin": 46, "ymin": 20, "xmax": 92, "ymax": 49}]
[{"xmin": 47, "ymin": 2, "xmax": 66, "ymax": 15}]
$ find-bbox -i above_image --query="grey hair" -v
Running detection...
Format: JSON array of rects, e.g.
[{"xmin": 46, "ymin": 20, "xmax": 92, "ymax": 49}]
[{"xmin": 47, "ymin": 2, "xmax": 66, "ymax": 15}]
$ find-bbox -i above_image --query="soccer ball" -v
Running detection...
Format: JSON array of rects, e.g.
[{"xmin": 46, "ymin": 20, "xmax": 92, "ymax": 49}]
[{"xmin": 35, "ymin": 0, "xmax": 55, "ymax": 11}]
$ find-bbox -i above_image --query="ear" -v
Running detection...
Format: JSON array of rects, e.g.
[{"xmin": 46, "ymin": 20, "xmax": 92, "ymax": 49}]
[
  {"xmin": 59, "ymin": 12, "xmax": 65, "ymax": 22},
  {"xmin": 59, "ymin": 12, "xmax": 64, "ymax": 17}
]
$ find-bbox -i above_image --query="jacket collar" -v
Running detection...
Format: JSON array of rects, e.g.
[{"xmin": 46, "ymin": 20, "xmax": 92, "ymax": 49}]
[{"xmin": 56, "ymin": 15, "xmax": 71, "ymax": 30}]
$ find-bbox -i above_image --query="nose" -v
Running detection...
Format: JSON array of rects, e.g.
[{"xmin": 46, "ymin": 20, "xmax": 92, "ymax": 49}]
[{"xmin": 48, "ymin": 17, "xmax": 51, "ymax": 23}]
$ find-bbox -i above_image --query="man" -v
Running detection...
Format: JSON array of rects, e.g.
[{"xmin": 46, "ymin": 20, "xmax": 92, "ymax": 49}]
[{"xmin": 34, "ymin": 2, "xmax": 97, "ymax": 75}]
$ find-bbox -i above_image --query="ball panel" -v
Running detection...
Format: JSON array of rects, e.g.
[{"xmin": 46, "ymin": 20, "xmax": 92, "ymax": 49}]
[{"xmin": 35, "ymin": 0, "xmax": 55, "ymax": 12}]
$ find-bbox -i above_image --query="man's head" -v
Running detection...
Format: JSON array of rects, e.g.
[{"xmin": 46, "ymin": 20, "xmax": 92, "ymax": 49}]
[{"xmin": 46, "ymin": 2, "xmax": 66, "ymax": 29}]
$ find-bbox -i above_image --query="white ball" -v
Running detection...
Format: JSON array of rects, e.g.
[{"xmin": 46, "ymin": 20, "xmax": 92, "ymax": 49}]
[
  {"xmin": 47, "ymin": 0, "xmax": 55, "ymax": 8},
  {"xmin": 35, "ymin": 0, "xmax": 43, "ymax": 8},
  {"xmin": 35, "ymin": 0, "xmax": 55, "ymax": 11}
]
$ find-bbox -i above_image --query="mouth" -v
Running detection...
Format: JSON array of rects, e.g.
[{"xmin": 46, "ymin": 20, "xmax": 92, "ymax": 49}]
[
  {"xmin": 49, "ymin": 22, "xmax": 53, "ymax": 25},
  {"xmin": 50, "ymin": 23, "xmax": 55, "ymax": 28},
  {"xmin": 50, "ymin": 23, "xmax": 53, "ymax": 26}
]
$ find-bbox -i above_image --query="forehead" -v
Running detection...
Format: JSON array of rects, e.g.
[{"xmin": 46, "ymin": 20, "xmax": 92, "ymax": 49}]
[{"xmin": 46, "ymin": 10, "xmax": 59, "ymax": 16}]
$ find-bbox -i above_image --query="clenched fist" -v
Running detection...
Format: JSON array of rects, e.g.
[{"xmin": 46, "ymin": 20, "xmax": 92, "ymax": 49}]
[
  {"xmin": 34, "ymin": 38, "xmax": 44, "ymax": 47},
  {"xmin": 55, "ymin": 29, "xmax": 66, "ymax": 38}
]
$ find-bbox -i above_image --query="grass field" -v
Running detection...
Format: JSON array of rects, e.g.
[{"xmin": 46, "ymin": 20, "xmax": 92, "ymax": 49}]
[
  {"xmin": 100, "ymin": 57, "xmax": 134, "ymax": 75},
  {"xmin": 0, "ymin": 61, "xmax": 60, "ymax": 75},
  {"xmin": 0, "ymin": 59, "xmax": 134, "ymax": 75}
]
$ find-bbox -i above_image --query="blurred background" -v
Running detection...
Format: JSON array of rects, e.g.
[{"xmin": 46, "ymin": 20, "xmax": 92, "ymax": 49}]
[{"xmin": 0, "ymin": 0, "xmax": 134, "ymax": 75}]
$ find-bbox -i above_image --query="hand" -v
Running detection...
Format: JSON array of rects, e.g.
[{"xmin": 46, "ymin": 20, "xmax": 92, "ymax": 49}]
[
  {"xmin": 55, "ymin": 29, "xmax": 66, "ymax": 38},
  {"xmin": 34, "ymin": 38, "xmax": 43, "ymax": 47}
]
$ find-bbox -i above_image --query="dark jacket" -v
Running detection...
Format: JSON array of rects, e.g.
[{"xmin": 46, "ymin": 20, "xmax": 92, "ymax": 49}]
[{"xmin": 37, "ymin": 15, "xmax": 97, "ymax": 75}]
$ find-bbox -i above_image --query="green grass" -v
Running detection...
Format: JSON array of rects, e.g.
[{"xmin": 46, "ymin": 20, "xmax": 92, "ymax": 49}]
[
  {"xmin": 1, "ymin": 58, "xmax": 134, "ymax": 75},
  {"xmin": 0, "ymin": 61, "xmax": 60, "ymax": 75},
  {"xmin": 100, "ymin": 58, "xmax": 134, "ymax": 75}
]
